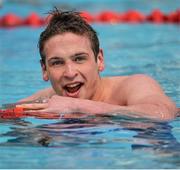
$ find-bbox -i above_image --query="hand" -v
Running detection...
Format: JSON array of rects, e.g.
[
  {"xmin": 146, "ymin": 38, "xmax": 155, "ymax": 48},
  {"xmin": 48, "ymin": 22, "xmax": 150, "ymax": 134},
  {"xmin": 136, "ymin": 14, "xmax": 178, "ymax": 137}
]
[
  {"xmin": 17, "ymin": 95, "xmax": 77, "ymax": 113},
  {"xmin": 16, "ymin": 98, "xmax": 49, "ymax": 110},
  {"xmin": 17, "ymin": 95, "xmax": 89, "ymax": 119},
  {"xmin": 44, "ymin": 95, "xmax": 76, "ymax": 113}
]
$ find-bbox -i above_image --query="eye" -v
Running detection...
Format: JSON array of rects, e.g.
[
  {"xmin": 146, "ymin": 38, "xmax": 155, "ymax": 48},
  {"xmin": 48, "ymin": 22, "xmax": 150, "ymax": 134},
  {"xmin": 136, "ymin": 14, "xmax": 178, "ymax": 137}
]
[
  {"xmin": 74, "ymin": 56, "xmax": 86, "ymax": 63},
  {"xmin": 49, "ymin": 59, "xmax": 64, "ymax": 67}
]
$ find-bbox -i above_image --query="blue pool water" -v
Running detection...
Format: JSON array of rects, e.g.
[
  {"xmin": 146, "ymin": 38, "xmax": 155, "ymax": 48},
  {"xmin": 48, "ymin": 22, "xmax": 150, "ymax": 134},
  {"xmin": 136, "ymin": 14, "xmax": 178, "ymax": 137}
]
[{"xmin": 0, "ymin": 0, "xmax": 180, "ymax": 169}]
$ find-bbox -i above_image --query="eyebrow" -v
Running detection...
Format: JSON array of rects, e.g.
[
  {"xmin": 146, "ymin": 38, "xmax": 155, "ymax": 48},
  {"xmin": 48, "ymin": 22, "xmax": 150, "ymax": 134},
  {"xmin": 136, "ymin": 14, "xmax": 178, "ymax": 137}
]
[
  {"xmin": 48, "ymin": 52, "xmax": 89, "ymax": 61},
  {"xmin": 71, "ymin": 52, "xmax": 89, "ymax": 57},
  {"xmin": 47, "ymin": 57, "xmax": 62, "ymax": 62},
  {"xmin": 48, "ymin": 52, "xmax": 88, "ymax": 61}
]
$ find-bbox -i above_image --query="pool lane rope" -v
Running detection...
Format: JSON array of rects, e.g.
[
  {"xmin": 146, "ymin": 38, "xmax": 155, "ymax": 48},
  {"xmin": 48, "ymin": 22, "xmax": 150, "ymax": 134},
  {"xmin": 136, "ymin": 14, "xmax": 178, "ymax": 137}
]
[
  {"xmin": 0, "ymin": 107, "xmax": 60, "ymax": 119},
  {"xmin": 0, "ymin": 9, "xmax": 180, "ymax": 27},
  {"xmin": 0, "ymin": 107, "xmax": 92, "ymax": 119}
]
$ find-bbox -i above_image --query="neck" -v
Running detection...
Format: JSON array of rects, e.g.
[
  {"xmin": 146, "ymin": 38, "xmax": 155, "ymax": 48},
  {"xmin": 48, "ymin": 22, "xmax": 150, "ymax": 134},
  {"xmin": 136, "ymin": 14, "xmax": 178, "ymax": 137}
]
[{"xmin": 91, "ymin": 77, "xmax": 107, "ymax": 102}]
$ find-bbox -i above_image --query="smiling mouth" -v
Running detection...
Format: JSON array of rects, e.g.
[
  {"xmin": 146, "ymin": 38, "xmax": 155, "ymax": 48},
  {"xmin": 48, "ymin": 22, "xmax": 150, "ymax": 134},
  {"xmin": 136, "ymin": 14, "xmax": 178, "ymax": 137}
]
[{"xmin": 64, "ymin": 83, "xmax": 83, "ymax": 94}]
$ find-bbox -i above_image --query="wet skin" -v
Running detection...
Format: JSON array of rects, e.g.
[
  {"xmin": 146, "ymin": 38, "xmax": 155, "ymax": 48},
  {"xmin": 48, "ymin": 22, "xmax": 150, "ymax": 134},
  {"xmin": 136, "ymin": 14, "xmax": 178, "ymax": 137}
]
[{"xmin": 18, "ymin": 32, "xmax": 177, "ymax": 120}]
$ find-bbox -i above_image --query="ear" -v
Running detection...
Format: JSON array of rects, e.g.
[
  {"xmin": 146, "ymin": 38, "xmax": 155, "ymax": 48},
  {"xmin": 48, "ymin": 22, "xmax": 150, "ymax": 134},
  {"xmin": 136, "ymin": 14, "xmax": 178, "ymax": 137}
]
[
  {"xmin": 40, "ymin": 60, "xmax": 49, "ymax": 81},
  {"xmin": 97, "ymin": 49, "xmax": 105, "ymax": 72}
]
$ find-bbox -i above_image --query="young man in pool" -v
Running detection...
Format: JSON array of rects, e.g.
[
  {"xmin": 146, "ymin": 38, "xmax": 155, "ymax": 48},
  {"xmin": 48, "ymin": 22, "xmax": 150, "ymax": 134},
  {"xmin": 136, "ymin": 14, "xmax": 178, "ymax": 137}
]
[{"xmin": 20, "ymin": 9, "xmax": 177, "ymax": 120}]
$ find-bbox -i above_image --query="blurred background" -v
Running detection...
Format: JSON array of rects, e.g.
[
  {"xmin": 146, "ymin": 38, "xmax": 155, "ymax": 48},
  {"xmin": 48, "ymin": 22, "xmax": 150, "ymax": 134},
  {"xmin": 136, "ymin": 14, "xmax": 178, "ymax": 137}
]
[{"xmin": 0, "ymin": 0, "xmax": 180, "ymax": 15}]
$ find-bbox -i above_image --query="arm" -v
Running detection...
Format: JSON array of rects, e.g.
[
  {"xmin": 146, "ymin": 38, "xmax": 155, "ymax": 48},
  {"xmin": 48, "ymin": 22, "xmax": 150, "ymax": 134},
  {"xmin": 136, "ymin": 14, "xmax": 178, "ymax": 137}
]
[
  {"xmin": 21, "ymin": 94, "xmax": 177, "ymax": 121},
  {"xmin": 19, "ymin": 75, "xmax": 177, "ymax": 121},
  {"xmin": 43, "ymin": 75, "xmax": 177, "ymax": 120},
  {"xmin": 117, "ymin": 74, "xmax": 177, "ymax": 120}
]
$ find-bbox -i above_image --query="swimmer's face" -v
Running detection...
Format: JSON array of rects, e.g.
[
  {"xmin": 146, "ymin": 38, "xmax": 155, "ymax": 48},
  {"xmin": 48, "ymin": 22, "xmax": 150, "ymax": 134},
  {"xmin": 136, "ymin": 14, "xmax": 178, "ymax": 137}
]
[{"xmin": 41, "ymin": 32, "xmax": 104, "ymax": 99}]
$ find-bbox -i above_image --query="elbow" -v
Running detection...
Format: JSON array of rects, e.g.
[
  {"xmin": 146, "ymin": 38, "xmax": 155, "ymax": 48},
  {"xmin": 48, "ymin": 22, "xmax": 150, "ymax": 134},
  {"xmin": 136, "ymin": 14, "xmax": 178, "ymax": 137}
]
[
  {"xmin": 160, "ymin": 112, "xmax": 176, "ymax": 121},
  {"xmin": 139, "ymin": 102, "xmax": 177, "ymax": 121},
  {"xmin": 157, "ymin": 103, "xmax": 177, "ymax": 121},
  {"xmin": 177, "ymin": 108, "xmax": 180, "ymax": 117}
]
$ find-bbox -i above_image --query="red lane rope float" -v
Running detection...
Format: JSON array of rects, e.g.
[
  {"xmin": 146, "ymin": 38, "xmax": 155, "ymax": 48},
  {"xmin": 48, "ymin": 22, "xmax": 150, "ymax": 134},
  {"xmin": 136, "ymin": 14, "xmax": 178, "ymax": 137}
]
[
  {"xmin": 0, "ymin": 9, "xmax": 180, "ymax": 28},
  {"xmin": 0, "ymin": 107, "xmax": 25, "ymax": 119},
  {"xmin": 0, "ymin": 107, "xmax": 60, "ymax": 119},
  {"xmin": 23, "ymin": 12, "xmax": 45, "ymax": 27},
  {"xmin": 96, "ymin": 11, "xmax": 122, "ymax": 23},
  {"xmin": 0, "ymin": 13, "xmax": 23, "ymax": 27},
  {"xmin": 0, "ymin": 107, "xmax": 88, "ymax": 119},
  {"xmin": 123, "ymin": 10, "xmax": 145, "ymax": 23}
]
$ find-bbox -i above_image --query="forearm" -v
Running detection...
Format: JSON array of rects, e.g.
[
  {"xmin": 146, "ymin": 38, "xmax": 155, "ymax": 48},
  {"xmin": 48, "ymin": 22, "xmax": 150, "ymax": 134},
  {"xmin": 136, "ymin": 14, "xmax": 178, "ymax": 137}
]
[
  {"xmin": 18, "ymin": 95, "xmax": 177, "ymax": 121},
  {"xmin": 70, "ymin": 98, "xmax": 177, "ymax": 121},
  {"xmin": 126, "ymin": 103, "xmax": 177, "ymax": 120}
]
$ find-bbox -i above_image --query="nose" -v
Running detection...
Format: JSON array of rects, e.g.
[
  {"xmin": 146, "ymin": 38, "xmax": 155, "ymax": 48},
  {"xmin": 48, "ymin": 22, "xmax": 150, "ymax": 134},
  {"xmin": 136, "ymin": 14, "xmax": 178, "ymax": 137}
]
[{"xmin": 63, "ymin": 62, "xmax": 78, "ymax": 79}]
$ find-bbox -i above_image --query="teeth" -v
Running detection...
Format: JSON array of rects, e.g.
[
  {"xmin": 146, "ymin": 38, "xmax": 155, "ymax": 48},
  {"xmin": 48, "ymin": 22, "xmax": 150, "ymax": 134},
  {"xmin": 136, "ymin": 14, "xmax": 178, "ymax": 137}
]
[
  {"xmin": 64, "ymin": 82, "xmax": 82, "ymax": 94},
  {"xmin": 66, "ymin": 83, "xmax": 80, "ymax": 88}
]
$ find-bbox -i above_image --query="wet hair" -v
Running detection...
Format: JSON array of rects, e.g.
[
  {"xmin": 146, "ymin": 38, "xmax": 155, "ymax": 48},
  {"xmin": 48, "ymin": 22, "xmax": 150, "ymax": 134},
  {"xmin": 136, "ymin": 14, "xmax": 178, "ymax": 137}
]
[{"xmin": 38, "ymin": 8, "xmax": 100, "ymax": 64}]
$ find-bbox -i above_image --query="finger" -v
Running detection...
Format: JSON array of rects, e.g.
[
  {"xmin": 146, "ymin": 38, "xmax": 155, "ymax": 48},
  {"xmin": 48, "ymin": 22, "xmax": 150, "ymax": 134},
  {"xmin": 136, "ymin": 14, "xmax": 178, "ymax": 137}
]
[
  {"xmin": 16, "ymin": 103, "xmax": 48, "ymax": 110},
  {"xmin": 25, "ymin": 109, "xmax": 60, "ymax": 119}
]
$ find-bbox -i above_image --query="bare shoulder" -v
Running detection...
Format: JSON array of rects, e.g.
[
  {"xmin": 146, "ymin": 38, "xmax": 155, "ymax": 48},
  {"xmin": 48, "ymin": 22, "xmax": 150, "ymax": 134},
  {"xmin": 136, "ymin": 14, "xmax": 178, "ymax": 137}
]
[
  {"xmin": 105, "ymin": 74, "xmax": 160, "ymax": 97},
  {"xmin": 120, "ymin": 74, "xmax": 165, "ymax": 98},
  {"xmin": 103, "ymin": 75, "xmax": 177, "ymax": 119},
  {"xmin": 103, "ymin": 74, "xmax": 158, "ymax": 90},
  {"xmin": 113, "ymin": 74, "xmax": 174, "ymax": 100},
  {"xmin": 126, "ymin": 74, "xmax": 159, "ymax": 83},
  {"xmin": 123, "ymin": 74, "xmax": 162, "ymax": 89},
  {"xmin": 123, "ymin": 74, "xmax": 176, "ymax": 105}
]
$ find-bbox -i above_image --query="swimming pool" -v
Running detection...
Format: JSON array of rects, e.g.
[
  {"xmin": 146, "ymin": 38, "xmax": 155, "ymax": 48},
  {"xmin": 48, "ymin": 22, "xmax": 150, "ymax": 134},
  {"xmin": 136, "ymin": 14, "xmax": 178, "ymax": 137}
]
[{"xmin": 0, "ymin": 0, "xmax": 180, "ymax": 169}]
